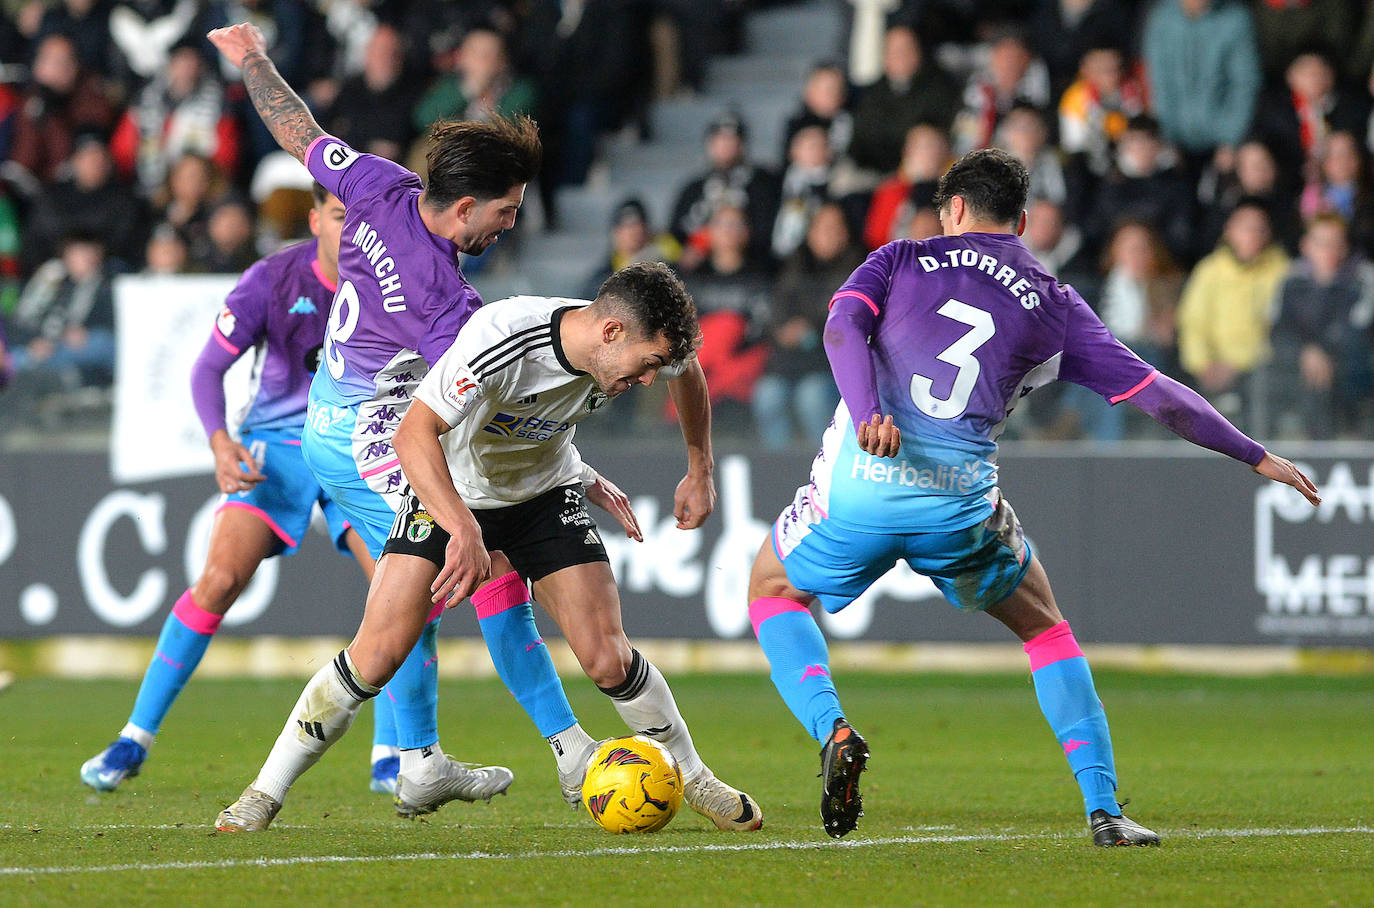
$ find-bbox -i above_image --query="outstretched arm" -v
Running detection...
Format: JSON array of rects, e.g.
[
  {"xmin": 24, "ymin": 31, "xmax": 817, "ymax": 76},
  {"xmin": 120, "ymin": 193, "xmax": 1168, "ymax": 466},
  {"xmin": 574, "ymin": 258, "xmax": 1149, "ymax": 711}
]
[
  {"xmin": 207, "ymin": 24, "xmax": 323, "ymax": 163},
  {"xmin": 1126, "ymin": 372, "xmax": 1321, "ymax": 506}
]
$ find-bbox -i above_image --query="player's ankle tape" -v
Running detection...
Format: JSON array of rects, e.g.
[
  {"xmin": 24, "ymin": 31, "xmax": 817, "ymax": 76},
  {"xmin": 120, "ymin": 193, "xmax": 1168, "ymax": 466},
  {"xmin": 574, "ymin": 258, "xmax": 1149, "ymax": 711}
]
[
  {"xmin": 598, "ymin": 649, "xmax": 649, "ymax": 701},
  {"xmin": 472, "ymin": 571, "xmax": 528, "ymax": 618}
]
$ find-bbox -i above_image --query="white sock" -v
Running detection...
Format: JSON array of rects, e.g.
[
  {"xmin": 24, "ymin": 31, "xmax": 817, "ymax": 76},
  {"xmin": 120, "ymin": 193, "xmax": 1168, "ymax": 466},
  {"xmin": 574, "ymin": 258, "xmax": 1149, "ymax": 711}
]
[
  {"xmin": 252, "ymin": 650, "xmax": 379, "ymax": 802},
  {"xmin": 399, "ymin": 743, "xmax": 447, "ymax": 783},
  {"xmin": 371, "ymin": 744, "xmax": 399, "ymax": 765},
  {"xmin": 604, "ymin": 652, "xmax": 706, "ymax": 781},
  {"xmin": 120, "ymin": 723, "xmax": 154, "ymax": 751},
  {"xmin": 547, "ymin": 722, "xmax": 597, "ymax": 775}
]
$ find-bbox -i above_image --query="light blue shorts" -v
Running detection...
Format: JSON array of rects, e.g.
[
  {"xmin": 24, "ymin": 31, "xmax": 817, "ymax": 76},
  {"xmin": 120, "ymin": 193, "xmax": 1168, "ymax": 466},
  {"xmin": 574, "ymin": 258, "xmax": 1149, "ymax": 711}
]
[
  {"xmin": 301, "ymin": 417, "xmax": 403, "ymax": 559},
  {"xmin": 222, "ymin": 430, "xmax": 351, "ymax": 557},
  {"xmin": 773, "ymin": 488, "xmax": 1032, "ymax": 614}
]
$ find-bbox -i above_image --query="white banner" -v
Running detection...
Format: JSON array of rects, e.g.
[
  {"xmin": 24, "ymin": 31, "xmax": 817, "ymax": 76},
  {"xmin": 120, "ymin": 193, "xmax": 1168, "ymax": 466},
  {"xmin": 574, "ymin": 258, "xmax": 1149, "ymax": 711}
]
[{"xmin": 110, "ymin": 275, "xmax": 250, "ymax": 484}]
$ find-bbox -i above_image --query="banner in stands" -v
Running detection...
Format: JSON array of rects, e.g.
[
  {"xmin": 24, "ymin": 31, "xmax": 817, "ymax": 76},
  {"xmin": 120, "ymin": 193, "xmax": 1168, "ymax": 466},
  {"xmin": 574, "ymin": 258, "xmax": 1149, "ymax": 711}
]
[{"xmin": 2, "ymin": 446, "xmax": 1370, "ymax": 647}]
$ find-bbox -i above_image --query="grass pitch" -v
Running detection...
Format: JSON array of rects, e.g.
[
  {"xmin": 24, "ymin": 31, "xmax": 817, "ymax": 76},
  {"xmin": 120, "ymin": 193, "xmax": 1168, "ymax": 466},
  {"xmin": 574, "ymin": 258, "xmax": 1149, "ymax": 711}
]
[{"xmin": 2, "ymin": 671, "xmax": 1372, "ymax": 905}]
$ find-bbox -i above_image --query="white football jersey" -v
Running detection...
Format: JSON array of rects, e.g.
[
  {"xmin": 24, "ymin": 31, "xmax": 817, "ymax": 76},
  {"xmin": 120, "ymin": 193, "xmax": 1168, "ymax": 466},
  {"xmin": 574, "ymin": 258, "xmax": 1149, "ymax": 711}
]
[{"xmin": 415, "ymin": 295, "xmax": 679, "ymax": 509}]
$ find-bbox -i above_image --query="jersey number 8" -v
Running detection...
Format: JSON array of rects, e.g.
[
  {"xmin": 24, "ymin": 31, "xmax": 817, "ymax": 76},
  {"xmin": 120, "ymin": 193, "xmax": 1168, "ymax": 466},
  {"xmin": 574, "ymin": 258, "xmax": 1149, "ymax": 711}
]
[
  {"xmin": 909, "ymin": 298, "xmax": 995, "ymax": 419},
  {"xmin": 323, "ymin": 280, "xmax": 361, "ymax": 380}
]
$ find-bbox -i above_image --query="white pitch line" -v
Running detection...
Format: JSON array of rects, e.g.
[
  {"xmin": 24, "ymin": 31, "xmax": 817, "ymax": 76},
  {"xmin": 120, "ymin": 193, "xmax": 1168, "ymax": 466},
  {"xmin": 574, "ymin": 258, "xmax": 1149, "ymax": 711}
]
[{"xmin": 1, "ymin": 826, "xmax": 1371, "ymax": 877}]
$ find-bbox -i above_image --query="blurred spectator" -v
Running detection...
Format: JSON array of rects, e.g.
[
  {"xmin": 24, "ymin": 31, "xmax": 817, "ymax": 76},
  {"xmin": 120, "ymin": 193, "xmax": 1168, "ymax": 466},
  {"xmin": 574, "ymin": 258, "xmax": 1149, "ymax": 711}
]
[
  {"xmin": 249, "ymin": 150, "xmax": 314, "ymax": 246},
  {"xmin": 1086, "ymin": 115, "xmax": 1195, "ymax": 264},
  {"xmin": 23, "ymin": 131, "xmax": 149, "ymax": 273},
  {"xmin": 0, "ymin": 315, "xmax": 11, "ymax": 393},
  {"xmin": 646, "ymin": 0, "xmax": 736, "ymax": 98},
  {"xmin": 1197, "ymin": 138, "xmax": 1301, "ymax": 256},
  {"xmin": 679, "ymin": 204, "xmax": 771, "ymax": 431},
  {"xmin": 770, "ymin": 124, "xmax": 833, "ymax": 261},
  {"xmin": 1142, "ymin": 0, "xmax": 1260, "ymax": 167},
  {"xmin": 143, "ymin": 222, "xmax": 189, "ymax": 274},
  {"xmin": 195, "ymin": 197, "xmax": 257, "ymax": 273},
  {"xmin": 325, "ymin": 24, "xmax": 417, "ymax": 163},
  {"xmin": 670, "ymin": 111, "xmax": 780, "ymax": 271},
  {"xmin": 6, "ymin": 33, "xmax": 118, "ymax": 189},
  {"xmin": 412, "ymin": 27, "xmax": 536, "ymax": 134},
  {"xmin": 1271, "ymin": 214, "xmax": 1374, "ymax": 439},
  {"xmin": 903, "ymin": 204, "xmax": 941, "ymax": 240},
  {"xmin": 782, "ymin": 61, "xmax": 853, "ymax": 164},
  {"xmin": 1299, "ymin": 130, "xmax": 1374, "ymax": 256},
  {"xmin": 110, "ymin": 42, "xmax": 241, "ymax": 195},
  {"xmin": 863, "ymin": 122, "xmax": 948, "ymax": 251},
  {"xmin": 951, "ymin": 27, "xmax": 1052, "ymax": 155},
  {"xmin": 994, "ymin": 103, "xmax": 1068, "ymax": 208},
  {"xmin": 1176, "ymin": 199, "xmax": 1288, "ymax": 423},
  {"xmin": 1253, "ymin": 50, "xmax": 1368, "ymax": 181},
  {"xmin": 581, "ymin": 197, "xmax": 681, "ymax": 298},
  {"xmin": 753, "ymin": 202, "xmax": 860, "ymax": 450},
  {"xmin": 6, "ymin": 232, "xmax": 118, "ymax": 392},
  {"xmin": 34, "ymin": 0, "xmax": 116, "ymax": 78},
  {"xmin": 1058, "ymin": 45, "xmax": 1147, "ymax": 178},
  {"xmin": 108, "ymin": 0, "xmax": 200, "ymax": 81},
  {"xmin": 153, "ymin": 152, "xmax": 224, "ymax": 268},
  {"xmin": 1024, "ymin": 197, "xmax": 1094, "ymax": 291},
  {"xmin": 1252, "ymin": 0, "xmax": 1353, "ymax": 86},
  {"xmin": 1030, "ymin": 0, "xmax": 1132, "ymax": 97},
  {"xmin": 848, "ymin": 25, "xmax": 958, "ymax": 174}
]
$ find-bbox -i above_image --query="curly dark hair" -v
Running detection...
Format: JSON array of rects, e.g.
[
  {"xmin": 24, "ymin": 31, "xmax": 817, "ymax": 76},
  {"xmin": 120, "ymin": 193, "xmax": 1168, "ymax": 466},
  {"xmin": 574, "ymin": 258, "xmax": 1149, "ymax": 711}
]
[
  {"xmin": 594, "ymin": 261, "xmax": 700, "ymax": 364},
  {"xmin": 423, "ymin": 114, "xmax": 542, "ymax": 210},
  {"xmin": 933, "ymin": 148, "xmax": 1029, "ymax": 227}
]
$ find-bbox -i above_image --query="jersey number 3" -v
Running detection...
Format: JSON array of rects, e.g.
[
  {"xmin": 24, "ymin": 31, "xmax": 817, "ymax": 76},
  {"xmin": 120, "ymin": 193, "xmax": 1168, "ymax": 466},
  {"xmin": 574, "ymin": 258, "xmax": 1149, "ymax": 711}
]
[{"xmin": 909, "ymin": 299, "xmax": 995, "ymax": 419}]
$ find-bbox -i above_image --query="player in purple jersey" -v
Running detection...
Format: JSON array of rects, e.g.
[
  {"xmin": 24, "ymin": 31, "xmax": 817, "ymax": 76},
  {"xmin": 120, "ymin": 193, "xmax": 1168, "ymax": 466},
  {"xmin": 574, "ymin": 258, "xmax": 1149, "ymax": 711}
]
[
  {"xmin": 79, "ymin": 185, "xmax": 402, "ymax": 795},
  {"xmin": 208, "ymin": 23, "xmax": 641, "ymax": 830},
  {"xmin": 745, "ymin": 149, "xmax": 1322, "ymax": 844}
]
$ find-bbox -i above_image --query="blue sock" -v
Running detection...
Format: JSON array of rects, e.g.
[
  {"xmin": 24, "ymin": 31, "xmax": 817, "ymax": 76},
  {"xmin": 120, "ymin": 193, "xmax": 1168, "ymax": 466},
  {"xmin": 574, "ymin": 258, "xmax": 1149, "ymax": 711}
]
[
  {"xmin": 750, "ymin": 597, "xmax": 845, "ymax": 743},
  {"xmin": 473, "ymin": 572, "xmax": 577, "ymax": 737},
  {"xmin": 1024, "ymin": 621, "xmax": 1119, "ymax": 817},
  {"xmin": 127, "ymin": 591, "xmax": 222, "ymax": 736},
  {"xmin": 371, "ymin": 688, "xmax": 397, "ymax": 750},
  {"xmin": 387, "ymin": 611, "xmax": 441, "ymax": 750}
]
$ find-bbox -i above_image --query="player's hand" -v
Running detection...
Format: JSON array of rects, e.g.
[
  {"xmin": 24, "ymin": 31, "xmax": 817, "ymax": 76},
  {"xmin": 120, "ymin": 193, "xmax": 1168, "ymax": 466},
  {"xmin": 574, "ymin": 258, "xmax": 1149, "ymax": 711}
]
[
  {"xmin": 1253, "ymin": 452, "xmax": 1321, "ymax": 507},
  {"xmin": 586, "ymin": 472, "xmax": 642, "ymax": 541},
  {"xmin": 857, "ymin": 414, "xmax": 901, "ymax": 458},
  {"xmin": 432, "ymin": 523, "xmax": 490, "ymax": 605},
  {"xmin": 210, "ymin": 431, "xmax": 266, "ymax": 494},
  {"xmin": 673, "ymin": 469, "xmax": 716, "ymax": 530},
  {"xmin": 207, "ymin": 23, "xmax": 267, "ymax": 69}
]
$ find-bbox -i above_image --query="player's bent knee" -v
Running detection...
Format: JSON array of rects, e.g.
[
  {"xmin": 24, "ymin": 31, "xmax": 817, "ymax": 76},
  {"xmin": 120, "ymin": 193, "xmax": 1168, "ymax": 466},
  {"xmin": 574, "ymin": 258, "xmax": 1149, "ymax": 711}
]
[
  {"xmin": 191, "ymin": 563, "xmax": 250, "ymax": 615},
  {"xmin": 579, "ymin": 637, "xmax": 633, "ymax": 689}
]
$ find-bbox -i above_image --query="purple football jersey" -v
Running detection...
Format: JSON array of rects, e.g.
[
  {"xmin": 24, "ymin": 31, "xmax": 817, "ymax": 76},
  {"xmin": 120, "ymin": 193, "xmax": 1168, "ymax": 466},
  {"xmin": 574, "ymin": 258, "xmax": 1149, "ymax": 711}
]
[
  {"xmin": 812, "ymin": 233, "xmax": 1155, "ymax": 532},
  {"xmin": 211, "ymin": 238, "xmax": 336, "ymax": 436}
]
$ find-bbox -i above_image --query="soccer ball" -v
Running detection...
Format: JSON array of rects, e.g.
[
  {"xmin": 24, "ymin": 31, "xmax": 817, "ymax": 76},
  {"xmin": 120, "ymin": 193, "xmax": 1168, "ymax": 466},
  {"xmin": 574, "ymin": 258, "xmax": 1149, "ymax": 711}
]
[{"xmin": 581, "ymin": 735, "xmax": 683, "ymax": 833}]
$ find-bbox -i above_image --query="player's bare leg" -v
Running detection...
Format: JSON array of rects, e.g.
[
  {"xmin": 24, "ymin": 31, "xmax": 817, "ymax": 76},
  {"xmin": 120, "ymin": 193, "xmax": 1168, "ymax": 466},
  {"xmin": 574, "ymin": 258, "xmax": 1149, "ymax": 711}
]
[
  {"xmin": 83, "ymin": 508, "xmax": 276, "ymax": 791},
  {"xmin": 986, "ymin": 555, "xmax": 1159, "ymax": 846},
  {"xmin": 747, "ymin": 537, "xmax": 867, "ymax": 838},
  {"xmin": 534, "ymin": 561, "xmax": 763, "ymax": 830},
  {"xmin": 217, "ymin": 553, "xmax": 511, "ymax": 831}
]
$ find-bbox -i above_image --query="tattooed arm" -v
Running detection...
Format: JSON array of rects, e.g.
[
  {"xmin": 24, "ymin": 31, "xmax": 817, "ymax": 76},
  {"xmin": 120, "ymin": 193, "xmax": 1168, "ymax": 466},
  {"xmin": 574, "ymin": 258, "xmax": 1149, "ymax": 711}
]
[{"xmin": 207, "ymin": 24, "xmax": 322, "ymax": 163}]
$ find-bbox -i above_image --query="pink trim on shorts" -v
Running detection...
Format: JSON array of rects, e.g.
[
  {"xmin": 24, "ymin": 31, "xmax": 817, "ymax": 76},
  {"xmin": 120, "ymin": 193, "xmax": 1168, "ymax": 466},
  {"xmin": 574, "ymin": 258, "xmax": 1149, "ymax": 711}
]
[
  {"xmin": 360, "ymin": 458, "xmax": 399, "ymax": 479},
  {"xmin": 213, "ymin": 330, "xmax": 240, "ymax": 355},
  {"xmin": 283, "ymin": 439, "xmax": 301, "ymax": 446},
  {"xmin": 1023, "ymin": 621, "xmax": 1084, "ymax": 671},
  {"xmin": 311, "ymin": 258, "xmax": 338, "ymax": 293},
  {"xmin": 305, "ymin": 134, "xmax": 331, "ymax": 165},
  {"xmin": 749, "ymin": 597, "xmax": 811, "ymax": 637},
  {"xmin": 218, "ymin": 500, "xmax": 298, "ymax": 549},
  {"xmin": 1109, "ymin": 370, "xmax": 1159, "ymax": 405},
  {"xmin": 172, "ymin": 590, "xmax": 222, "ymax": 635},
  {"xmin": 829, "ymin": 289, "xmax": 880, "ymax": 315},
  {"xmin": 426, "ymin": 600, "xmax": 445, "ymax": 623},
  {"xmin": 472, "ymin": 571, "xmax": 528, "ymax": 619}
]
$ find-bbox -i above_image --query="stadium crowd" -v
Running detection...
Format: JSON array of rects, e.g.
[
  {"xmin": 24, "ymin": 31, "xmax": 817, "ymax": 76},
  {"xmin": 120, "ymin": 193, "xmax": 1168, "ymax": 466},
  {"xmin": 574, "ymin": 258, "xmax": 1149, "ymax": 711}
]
[{"xmin": 1, "ymin": 0, "xmax": 1372, "ymax": 447}]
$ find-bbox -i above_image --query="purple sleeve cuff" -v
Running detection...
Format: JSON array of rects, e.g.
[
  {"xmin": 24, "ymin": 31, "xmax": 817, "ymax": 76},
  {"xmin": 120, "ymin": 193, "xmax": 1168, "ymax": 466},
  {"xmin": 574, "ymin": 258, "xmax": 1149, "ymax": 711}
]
[
  {"xmin": 190, "ymin": 332, "xmax": 238, "ymax": 439},
  {"xmin": 824, "ymin": 296, "xmax": 881, "ymax": 431},
  {"xmin": 1126, "ymin": 372, "xmax": 1266, "ymax": 466}
]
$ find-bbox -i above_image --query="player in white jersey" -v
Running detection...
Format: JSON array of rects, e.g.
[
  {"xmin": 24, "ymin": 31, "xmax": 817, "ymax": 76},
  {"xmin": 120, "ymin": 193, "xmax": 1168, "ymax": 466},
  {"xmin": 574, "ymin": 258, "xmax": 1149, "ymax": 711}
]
[{"xmin": 216, "ymin": 263, "xmax": 760, "ymax": 832}]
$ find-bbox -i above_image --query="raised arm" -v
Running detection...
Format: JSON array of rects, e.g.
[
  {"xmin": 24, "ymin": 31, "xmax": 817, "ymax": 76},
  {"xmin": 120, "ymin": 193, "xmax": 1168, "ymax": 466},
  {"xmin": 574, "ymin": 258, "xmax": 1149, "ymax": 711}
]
[
  {"xmin": 667, "ymin": 356, "xmax": 716, "ymax": 529},
  {"xmin": 207, "ymin": 24, "xmax": 323, "ymax": 163}
]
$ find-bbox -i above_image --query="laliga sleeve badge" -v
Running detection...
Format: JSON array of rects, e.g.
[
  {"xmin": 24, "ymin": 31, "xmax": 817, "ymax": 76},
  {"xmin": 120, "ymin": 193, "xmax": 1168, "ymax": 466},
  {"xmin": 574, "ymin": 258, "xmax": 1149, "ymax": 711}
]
[{"xmin": 216, "ymin": 306, "xmax": 237, "ymax": 337}]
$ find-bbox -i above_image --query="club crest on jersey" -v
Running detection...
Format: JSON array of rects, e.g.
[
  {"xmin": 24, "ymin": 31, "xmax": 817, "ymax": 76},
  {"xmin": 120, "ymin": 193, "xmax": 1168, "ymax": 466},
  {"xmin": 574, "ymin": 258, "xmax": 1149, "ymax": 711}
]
[
  {"xmin": 483, "ymin": 412, "xmax": 521, "ymax": 437},
  {"xmin": 216, "ymin": 306, "xmax": 236, "ymax": 337},
  {"xmin": 583, "ymin": 390, "xmax": 609, "ymax": 412},
  {"xmin": 406, "ymin": 512, "xmax": 434, "ymax": 543},
  {"xmin": 321, "ymin": 142, "xmax": 358, "ymax": 171}
]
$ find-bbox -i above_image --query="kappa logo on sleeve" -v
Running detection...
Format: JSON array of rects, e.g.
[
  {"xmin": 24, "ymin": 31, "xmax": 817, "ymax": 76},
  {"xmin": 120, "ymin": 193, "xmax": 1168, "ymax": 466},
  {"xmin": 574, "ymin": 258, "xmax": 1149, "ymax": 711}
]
[
  {"xmin": 322, "ymin": 142, "xmax": 359, "ymax": 171},
  {"xmin": 442, "ymin": 369, "xmax": 479, "ymax": 410}
]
